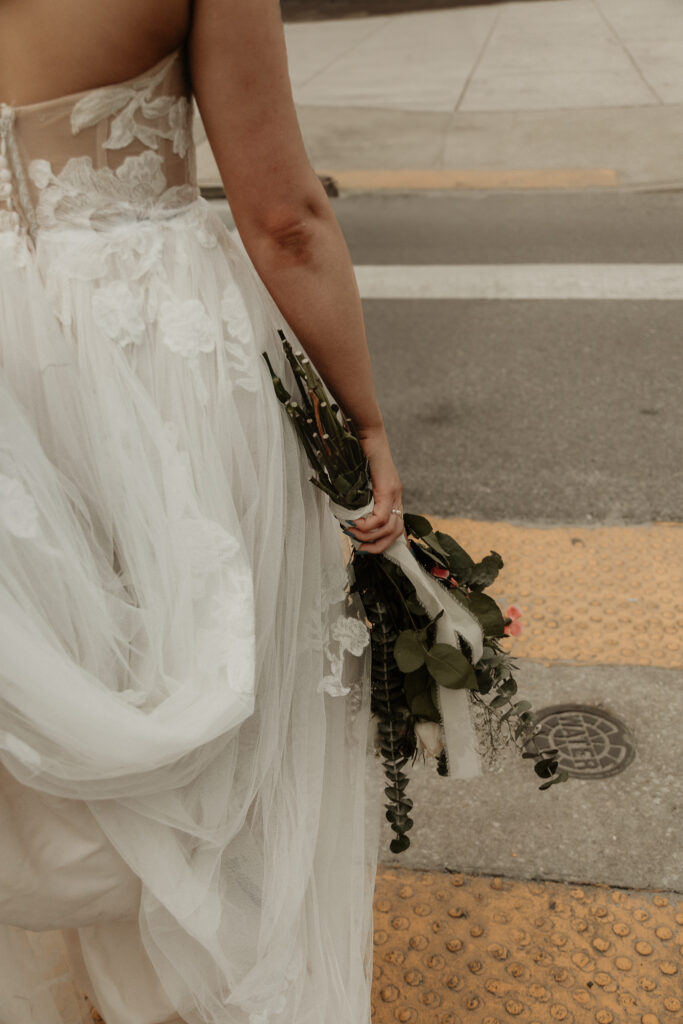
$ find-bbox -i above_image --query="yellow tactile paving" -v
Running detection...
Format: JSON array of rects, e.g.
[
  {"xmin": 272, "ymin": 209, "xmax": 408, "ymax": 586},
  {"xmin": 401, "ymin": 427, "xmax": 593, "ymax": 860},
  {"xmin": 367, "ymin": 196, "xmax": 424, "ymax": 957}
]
[
  {"xmin": 425, "ymin": 518, "xmax": 683, "ymax": 670},
  {"xmin": 371, "ymin": 866, "xmax": 682, "ymax": 1024}
]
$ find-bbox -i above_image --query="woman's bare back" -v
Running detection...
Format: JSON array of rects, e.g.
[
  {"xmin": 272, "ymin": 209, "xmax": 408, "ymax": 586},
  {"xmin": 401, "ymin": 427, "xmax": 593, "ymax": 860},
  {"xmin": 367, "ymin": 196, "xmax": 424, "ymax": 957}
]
[{"xmin": 0, "ymin": 0, "xmax": 191, "ymax": 106}]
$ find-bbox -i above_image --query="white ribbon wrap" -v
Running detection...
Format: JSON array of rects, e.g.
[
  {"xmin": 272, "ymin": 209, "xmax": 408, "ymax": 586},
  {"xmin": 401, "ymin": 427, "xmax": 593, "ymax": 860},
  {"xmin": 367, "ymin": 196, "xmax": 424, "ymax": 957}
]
[{"xmin": 329, "ymin": 497, "xmax": 483, "ymax": 779}]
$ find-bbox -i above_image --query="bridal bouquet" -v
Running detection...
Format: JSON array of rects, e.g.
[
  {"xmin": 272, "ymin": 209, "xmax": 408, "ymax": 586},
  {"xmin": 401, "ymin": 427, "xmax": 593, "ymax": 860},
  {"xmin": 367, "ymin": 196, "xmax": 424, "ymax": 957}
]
[{"xmin": 263, "ymin": 331, "xmax": 568, "ymax": 853}]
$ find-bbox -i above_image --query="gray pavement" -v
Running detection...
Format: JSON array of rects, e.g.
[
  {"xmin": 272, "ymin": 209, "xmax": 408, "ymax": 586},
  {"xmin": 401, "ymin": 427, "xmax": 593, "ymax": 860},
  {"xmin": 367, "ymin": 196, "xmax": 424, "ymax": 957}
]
[
  {"xmin": 334, "ymin": 190, "xmax": 683, "ymax": 266},
  {"xmin": 196, "ymin": 0, "xmax": 683, "ymax": 191},
  {"xmin": 372, "ymin": 661, "xmax": 683, "ymax": 891},
  {"xmin": 362, "ymin": 295, "xmax": 683, "ymax": 523}
]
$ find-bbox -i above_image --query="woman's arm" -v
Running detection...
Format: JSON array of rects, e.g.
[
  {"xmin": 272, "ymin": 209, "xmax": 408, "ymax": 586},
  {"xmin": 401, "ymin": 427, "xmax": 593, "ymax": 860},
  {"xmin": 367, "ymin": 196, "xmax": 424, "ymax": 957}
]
[{"xmin": 188, "ymin": 0, "xmax": 404, "ymax": 551}]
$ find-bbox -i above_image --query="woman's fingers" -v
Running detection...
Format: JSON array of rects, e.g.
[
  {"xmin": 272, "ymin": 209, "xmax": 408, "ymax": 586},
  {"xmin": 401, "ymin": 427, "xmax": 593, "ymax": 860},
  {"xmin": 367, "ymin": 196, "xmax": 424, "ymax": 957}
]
[
  {"xmin": 346, "ymin": 425, "xmax": 403, "ymax": 553},
  {"xmin": 349, "ymin": 493, "xmax": 401, "ymax": 533},
  {"xmin": 354, "ymin": 521, "xmax": 394, "ymax": 545},
  {"xmin": 356, "ymin": 518, "xmax": 405, "ymax": 554},
  {"xmin": 348, "ymin": 502, "xmax": 405, "ymax": 554},
  {"xmin": 347, "ymin": 515, "xmax": 395, "ymax": 542},
  {"xmin": 350, "ymin": 510, "xmax": 388, "ymax": 533}
]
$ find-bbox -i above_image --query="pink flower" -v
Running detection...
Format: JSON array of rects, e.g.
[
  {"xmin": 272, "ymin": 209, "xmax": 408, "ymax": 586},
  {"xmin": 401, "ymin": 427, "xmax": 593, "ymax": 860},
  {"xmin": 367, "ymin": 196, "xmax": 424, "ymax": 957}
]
[
  {"xmin": 430, "ymin": 566, "xmax": 449, "ymax": 579},
  {"xmin": 504, "ymin": 604, "xmax": 524, "ymax": 637}
]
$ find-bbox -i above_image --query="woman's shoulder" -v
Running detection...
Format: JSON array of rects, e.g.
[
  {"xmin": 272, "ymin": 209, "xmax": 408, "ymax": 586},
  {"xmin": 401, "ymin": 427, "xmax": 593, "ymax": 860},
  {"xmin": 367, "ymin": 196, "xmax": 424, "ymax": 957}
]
[{"xmin": 0, "ymin": 0, "xmax": 192, "ymax": 108}]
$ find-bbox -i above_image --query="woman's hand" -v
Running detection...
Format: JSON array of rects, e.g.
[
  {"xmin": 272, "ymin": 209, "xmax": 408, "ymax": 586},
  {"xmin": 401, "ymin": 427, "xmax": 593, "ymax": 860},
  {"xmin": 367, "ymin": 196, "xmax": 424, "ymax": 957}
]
[{"xmin": 346, "ymin": 425, "xmax": 406, "ymax": 555}]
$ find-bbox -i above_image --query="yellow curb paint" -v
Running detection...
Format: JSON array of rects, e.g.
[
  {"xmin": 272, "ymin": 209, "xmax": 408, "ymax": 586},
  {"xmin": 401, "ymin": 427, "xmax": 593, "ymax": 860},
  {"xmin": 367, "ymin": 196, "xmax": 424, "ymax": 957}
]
[
  {"xmin": 318, "ymin": 168, "xmax": 620, "ymax": 191},
  {"xmin": 422, "ymin": 518, "xmax": 683, "ymax": 669},
  {"xmin": 371, "ymin": 866, "xmax": 682, "ymax": 1024}
]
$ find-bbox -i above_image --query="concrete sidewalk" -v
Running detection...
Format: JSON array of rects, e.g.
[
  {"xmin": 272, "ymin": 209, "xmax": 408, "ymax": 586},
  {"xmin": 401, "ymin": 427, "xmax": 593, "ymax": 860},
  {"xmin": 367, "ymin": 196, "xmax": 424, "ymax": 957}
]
[{"xmin": 196, "ymin": 0, "xmax": 683, "ymax": 191}]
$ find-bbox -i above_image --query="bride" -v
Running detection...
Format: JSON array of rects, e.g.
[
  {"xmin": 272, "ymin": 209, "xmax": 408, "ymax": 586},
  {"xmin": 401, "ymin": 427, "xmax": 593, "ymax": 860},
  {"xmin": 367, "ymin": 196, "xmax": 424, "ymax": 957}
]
[{"xmin": 0, "ymin": 1, "xmax": 406, "ymax": 1021}]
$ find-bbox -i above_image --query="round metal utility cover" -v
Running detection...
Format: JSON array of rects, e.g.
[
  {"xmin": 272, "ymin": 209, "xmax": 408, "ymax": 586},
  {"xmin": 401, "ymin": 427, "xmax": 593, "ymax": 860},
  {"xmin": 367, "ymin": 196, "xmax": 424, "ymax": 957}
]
[{"xmin": 529, "ymin": 704, "xmax": 636, "ymax": 779}]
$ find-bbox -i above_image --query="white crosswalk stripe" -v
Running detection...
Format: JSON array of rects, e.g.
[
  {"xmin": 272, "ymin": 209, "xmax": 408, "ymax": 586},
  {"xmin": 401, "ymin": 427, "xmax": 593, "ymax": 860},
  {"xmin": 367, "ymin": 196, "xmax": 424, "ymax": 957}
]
[{"xmin": 353, "ymin": 264, "xmax": 683, "ymax": 300}]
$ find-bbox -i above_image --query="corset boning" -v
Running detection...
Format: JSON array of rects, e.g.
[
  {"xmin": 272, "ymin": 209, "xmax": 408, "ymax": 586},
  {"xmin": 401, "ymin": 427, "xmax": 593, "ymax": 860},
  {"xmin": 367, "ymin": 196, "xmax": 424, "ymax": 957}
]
[{"xmin": 0, "ymin": 48, "xmax": 198, "ymax": 237}]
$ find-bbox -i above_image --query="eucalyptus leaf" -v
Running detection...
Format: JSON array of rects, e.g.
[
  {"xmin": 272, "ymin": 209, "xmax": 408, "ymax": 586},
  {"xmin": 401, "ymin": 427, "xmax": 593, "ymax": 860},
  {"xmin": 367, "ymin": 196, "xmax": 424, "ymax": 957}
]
[
  {"xmin": 467, "ymin": 592, "xmax": 506, "ymax": 638},
  {"xmin": 499, "ymin": 677, "xmax": 518, "ymax": 698},
  {"xmin": 404, "ymin": 665, "xmax": 430, "ymax": 703},
  {"xmin": 538, "ymin": 771, "xmax": 566, "ymax": 790},
  {"xmin": 403, "ymin": 513, "xmax": 433, "ymax": 538},
  {"xmin": 434, "ymin": 532, "xmax": 475, "ymax": 575},
  {"xmin": 475, "ymin": 667, "xmax": 494, "ymax": 695},
  {"xmin": 422, "ymin": 531, "xmax": 451, "ymax": 562},
  {"xmin": 410, "ymin": 689, "xmax": 441, "ymax": 722},
  {"xmin": 425, "ymin": 644, "xmax": 477, "ymax": 689},
  {"xmin": 394, "ymin": 631, "xmax": 426, "ymax": 672},
  {"xmin": 390, "ymin": 835, "xmax": 411, "ymax": 853}
]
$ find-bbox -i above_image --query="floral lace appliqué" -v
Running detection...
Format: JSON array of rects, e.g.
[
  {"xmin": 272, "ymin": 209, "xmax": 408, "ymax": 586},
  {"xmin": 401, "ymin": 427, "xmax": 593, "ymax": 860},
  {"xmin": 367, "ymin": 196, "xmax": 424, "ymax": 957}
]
[
  {"xmin": 158, "ymin": 298, "xmax": 219, "ymax": 403},
  {"xmin": 172, "ymin": 518, "xmax": 240, "ymax": 599},
  {"xmin": 159, "ymin": 298, "xmax": 218, "ymax": 359},
  {"xmin": 70, "ymin": 52, "xmax": 191, "ymax": 158},
  {"xmin": 318, "ymin": 613, "xmax": 370, "ymax": 698},
  {"xmin": 0, "ymin": 224, "xmax": 29, "ymax": 270},
  {"xmin": 0, "ymin": 471, "xmax": 63, "ymax": 558},
  {"xmin": 155, "ymin": 419, "xmax": 254, "ymax": 695},
  {"xmin": 220, "ymin": 279, "xmax": 261, "ymax": 393},
  {"xmin": 92, "ymin": 280, "xmax": 146, "ymax": 347},
  {"xmin": 29, "ymin": 150, "xmax": 196, "ymax": 231},
  {"xmin": 321, "ymin": 560, "xmax": 350, "ymax": 607},
  {"xmin": 0, "ymin": 473, "xmax": 39, "ymax": 538}
]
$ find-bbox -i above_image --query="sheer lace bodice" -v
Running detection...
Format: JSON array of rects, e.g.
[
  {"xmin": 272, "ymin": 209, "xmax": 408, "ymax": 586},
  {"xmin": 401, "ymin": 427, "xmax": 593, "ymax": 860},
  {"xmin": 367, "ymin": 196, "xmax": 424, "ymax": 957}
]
[{"xmin": 0, "ymin": 48, "xmax": 196, "ymax": 237}]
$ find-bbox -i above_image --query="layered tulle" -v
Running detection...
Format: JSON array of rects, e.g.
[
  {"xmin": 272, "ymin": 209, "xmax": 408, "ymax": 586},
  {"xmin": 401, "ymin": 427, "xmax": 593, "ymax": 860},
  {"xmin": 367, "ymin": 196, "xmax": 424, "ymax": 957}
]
[{"xmin": 0, "ymin": 202, "xmax": 381, "ymax": 1023}]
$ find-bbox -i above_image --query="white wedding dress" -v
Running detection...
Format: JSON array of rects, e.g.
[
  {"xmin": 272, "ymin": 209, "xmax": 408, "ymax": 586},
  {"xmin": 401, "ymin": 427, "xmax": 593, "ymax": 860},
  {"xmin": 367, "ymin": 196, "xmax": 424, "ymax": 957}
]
[{"xmin": 0, "ymin": 46, "xmax": 382, "ymax": 1024}]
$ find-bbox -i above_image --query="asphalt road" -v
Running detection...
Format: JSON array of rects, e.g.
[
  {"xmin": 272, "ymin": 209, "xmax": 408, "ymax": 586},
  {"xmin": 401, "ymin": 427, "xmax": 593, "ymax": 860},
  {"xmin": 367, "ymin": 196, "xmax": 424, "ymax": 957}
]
[
  {"xmin": 218, "ymin": 191, "xmax": 683, "ymax": 525},
  {"xmin": 333, "ymin": 192, "xmax": 683, "ymax": 524}
]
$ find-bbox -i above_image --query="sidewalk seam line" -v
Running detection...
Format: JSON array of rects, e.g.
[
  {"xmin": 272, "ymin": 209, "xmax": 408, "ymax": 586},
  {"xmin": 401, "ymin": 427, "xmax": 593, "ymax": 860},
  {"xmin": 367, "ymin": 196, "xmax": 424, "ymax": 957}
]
[
  {"xmin": 435, "ymin": 3, "xmax": 502, "ymax": 169},
  {"xmin": 290, "ymin": 14, "xmax": 391, "ymax": 93},
  {"xmin": 591, "ymin": 0, "xmax": 664, "ymax": 105},
  {"xmin": 453, "ymin": 2, "xmax": 502, "ymax": 116}
]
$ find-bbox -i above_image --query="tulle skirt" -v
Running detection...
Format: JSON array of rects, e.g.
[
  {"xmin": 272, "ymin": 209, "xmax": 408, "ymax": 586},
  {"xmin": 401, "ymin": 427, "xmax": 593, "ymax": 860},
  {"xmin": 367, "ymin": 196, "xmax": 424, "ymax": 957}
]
[{"xmin": 0, "ymin": 200, "xmax": 382, "ymax": 1024}]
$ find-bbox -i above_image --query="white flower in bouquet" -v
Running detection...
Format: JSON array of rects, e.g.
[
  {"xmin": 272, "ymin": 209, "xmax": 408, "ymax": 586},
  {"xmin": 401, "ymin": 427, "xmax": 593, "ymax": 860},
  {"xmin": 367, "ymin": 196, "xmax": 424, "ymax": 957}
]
[{"xmin": 414, "ymin": 721, "xmax": 445, "ymax": 759}]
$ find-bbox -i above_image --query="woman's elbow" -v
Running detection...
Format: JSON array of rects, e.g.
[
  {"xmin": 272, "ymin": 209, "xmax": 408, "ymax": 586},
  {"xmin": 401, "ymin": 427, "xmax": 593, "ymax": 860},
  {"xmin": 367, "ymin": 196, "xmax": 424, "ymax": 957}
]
[{"xmin": 232, "ymin": 180, "xmax": 334, "ymax": 263}]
